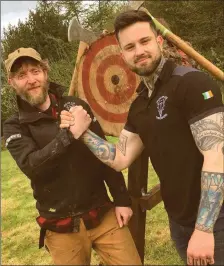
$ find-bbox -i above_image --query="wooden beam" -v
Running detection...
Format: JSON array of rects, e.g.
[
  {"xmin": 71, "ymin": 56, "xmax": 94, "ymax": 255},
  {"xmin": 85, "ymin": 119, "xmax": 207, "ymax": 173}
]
[
  {"xmin": 128, "ymin": 151, "xmax": 148, "ymax": 264},
  {"xmin": 139, "ymin": 184, "xmax": 162, "ymax": 211}
]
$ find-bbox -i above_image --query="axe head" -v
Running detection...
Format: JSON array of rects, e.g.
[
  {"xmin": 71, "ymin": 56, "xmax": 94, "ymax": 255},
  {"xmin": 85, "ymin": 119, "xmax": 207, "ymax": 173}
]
[{"xmin": 68, "ymin": 17, "xmax": 101, "ymax": 45}]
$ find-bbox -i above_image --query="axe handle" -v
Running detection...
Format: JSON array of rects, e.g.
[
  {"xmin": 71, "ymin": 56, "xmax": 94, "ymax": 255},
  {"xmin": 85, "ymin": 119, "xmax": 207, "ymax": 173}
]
[
  {"xmin": 141, "ymin": 8, "xmax": 224, "ymax": 81},
  {"xmin": 166, "ymin": 31, "xmax": 224, "ymax": 81},
  {"xmin": 69, "ymin": 41, "xmax": 89, "ymax": 96}
]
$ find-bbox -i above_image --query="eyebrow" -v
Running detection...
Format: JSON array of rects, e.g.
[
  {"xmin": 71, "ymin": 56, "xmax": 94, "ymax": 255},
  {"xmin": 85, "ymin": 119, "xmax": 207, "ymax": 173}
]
[
  {"xmin": 123, "ymin": 36, "xmax": 151, "ymax": 49},
  {"xmin": 140, "ymin": 37, "xmax": 151, "ymax": 41}
]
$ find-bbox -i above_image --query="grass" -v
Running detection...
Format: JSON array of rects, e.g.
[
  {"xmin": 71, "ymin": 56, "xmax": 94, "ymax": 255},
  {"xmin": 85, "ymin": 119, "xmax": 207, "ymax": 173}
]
[{"xmin": 1, "ymin": 149, "xmax": 183, "ymax": 265}]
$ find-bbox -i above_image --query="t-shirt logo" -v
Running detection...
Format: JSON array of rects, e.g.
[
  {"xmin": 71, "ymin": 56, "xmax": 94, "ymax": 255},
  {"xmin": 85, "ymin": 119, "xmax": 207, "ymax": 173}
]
[{"xmin": 156, "ymin": 96, "xmax": 168, "ymax": 120}]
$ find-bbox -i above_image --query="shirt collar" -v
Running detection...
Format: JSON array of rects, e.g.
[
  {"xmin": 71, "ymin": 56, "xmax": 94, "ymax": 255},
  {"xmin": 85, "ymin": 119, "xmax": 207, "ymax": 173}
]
[
  {"xmin": 141, "ymin": 57, "xmax": 166, "ymax": 96},
  {"xmin": 136, "ymin": 59, "xmax": 177, "ymax": 97}
]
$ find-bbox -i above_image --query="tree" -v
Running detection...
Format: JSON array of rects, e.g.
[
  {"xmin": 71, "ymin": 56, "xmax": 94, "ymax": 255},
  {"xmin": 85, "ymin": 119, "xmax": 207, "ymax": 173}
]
[{"xmin": 144, "ymin": 0, "xmax": 224, "ymax": 69}]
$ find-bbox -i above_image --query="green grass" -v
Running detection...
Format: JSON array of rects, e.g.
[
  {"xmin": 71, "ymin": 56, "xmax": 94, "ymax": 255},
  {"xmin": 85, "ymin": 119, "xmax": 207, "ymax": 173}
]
[{"xmin": 1, "ymin": 149, "xmax": 183, "ymax": 265}]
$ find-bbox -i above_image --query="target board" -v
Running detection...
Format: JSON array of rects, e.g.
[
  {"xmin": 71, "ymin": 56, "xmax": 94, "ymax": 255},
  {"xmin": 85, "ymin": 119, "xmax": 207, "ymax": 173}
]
[{"xmin": 76, "ymin": 33, "xmax": 140, "ymax": 136}]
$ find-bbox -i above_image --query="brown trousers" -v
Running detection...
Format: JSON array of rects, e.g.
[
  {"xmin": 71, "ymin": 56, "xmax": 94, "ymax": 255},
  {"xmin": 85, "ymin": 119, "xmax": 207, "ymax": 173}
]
[{"xmin": 45, "ymin": 208, "xmax": 142, "ymax": 265}]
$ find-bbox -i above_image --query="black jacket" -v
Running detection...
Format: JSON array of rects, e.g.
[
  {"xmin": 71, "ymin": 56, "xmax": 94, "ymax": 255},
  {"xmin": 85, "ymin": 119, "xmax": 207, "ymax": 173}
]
[{"xmin": 3, "ymin": 82, "xmax": 131, "ymax": 219}]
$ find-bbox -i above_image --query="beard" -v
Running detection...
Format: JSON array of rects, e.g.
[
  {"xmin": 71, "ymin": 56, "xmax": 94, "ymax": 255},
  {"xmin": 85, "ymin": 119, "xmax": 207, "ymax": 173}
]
[
  {"xmin": 19, "ymin": 81, "xmax": 49, "ymax": 107},
  {"xmin": 127, "ymin": 51, "xmax": 162, "ymax": 76}
]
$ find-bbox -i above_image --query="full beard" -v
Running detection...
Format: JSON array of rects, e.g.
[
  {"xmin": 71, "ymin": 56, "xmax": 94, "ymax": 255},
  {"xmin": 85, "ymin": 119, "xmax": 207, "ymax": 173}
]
[
  {"xmin": 19, "ymin": 82, "xmax": 49, "ymax": 107},
  {"xmin": 130, "ymin": 54, "xmax": 162, "ymax": 76}
]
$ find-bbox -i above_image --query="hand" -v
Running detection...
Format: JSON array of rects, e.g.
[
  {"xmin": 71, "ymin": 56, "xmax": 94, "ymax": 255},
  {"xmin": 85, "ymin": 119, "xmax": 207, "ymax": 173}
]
[
  {"xmin": 69, "ymin": 106, "xmax": 92, "ymax": 139},
  {"xmin": 60, "ymin": 106, "xmax": 92, "ymax": 139},
  {"xmin": 60, "ymin": 110, "xmax": 73, "ymax": 128},
  {"xmin": 187, "ymin": 229, "xmax": 215, "ymax": 265},
  {"xmin": 115, "ymin": 207, "xmax": 133, "ymax": 228}
]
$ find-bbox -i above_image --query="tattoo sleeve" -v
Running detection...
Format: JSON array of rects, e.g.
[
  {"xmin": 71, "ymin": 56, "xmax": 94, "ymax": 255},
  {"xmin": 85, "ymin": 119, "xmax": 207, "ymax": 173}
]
[
  {"xmin": 190, "ymin": 112, "xmax": 224, "ymax": 232},
  {"xmin": 190, "ymin": 112, "xmax": 224, "ymax": 154},
  {"xmin": 195, "ymin": 171, "xmax": 224, "ymax": 233},
  {"xmin": 81, "ymin": 130, "xmax": 116, "ymax": 167}
]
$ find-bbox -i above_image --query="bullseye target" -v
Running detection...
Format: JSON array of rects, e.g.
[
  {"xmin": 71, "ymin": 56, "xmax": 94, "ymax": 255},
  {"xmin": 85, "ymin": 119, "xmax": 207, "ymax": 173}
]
[{"xmin": 76, "ymin": 33, "xmax": 140, "ymax": 136}]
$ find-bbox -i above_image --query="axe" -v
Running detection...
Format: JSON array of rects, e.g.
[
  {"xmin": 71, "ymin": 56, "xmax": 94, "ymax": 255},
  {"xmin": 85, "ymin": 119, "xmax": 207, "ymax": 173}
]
[
  {"xmin": 68, "ymin": 17, "xmax": 102, "ymax": 45},
  {"xmin": 67, "ymin": 1, "xmax": 144, "ymax": 44}
]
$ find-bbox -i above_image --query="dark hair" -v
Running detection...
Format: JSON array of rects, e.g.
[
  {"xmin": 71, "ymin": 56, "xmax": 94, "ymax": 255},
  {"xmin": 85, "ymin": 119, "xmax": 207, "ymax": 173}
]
[
  {"xmin": 10, "ymin": 57, "xmax": 50, "ymax": 78},
  {"xmin": 114, "ymin": 10, "xmax": 157, "ymax": 41}
]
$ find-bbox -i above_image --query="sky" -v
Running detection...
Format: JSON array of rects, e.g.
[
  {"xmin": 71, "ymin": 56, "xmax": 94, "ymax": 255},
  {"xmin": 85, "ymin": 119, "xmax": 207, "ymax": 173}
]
[
  {"xmin": 1, "ymin": 1, "xmax": 93, "ymax": 33},
  {"xmin": 1, "ymin": 1, "xmax": 37, "ymax": 32}
]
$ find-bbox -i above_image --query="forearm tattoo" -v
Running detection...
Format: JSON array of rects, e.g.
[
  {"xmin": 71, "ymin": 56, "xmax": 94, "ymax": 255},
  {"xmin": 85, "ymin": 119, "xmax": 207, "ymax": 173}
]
[
  {"xmin": 117, "ymin": 133, "xmax": 128, "ymax": 156},
  {"xmin": 81, "ymin": 130, "xmax": 116, "ymax": 166},
  {"xmin": 196, "ymin": 171, "xmax": 224, "ymax": 233},
  {"xmin": 190, "ymin": 112, "xmax": 224, "ymax": 154}
]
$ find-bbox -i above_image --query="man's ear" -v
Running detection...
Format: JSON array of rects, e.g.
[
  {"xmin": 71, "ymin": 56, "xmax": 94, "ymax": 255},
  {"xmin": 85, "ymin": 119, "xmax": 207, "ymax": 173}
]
[
  {"xmin": 157, "ymin": 35, "xmax": 164, "ymax": 49},
  {"xmin": 8, "ymin": 78, "xmax": 17, "ymax": 92},
  {"xmin": 43, "ymin": 69, "xmax": 48, "ymax": 80}
]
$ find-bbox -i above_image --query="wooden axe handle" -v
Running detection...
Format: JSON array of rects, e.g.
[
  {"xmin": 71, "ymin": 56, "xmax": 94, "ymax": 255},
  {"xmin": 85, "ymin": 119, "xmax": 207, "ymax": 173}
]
[
  {"xmin": 166, "ymin": 31, "xmax": 224, "ymax": 81},
  {"xmin": 140, "ymin": 7, "xmax": 224, "ymax": 81},
  {"xmin": 68, "ymin": 41, "xmax": 89, "ymax": 96}
]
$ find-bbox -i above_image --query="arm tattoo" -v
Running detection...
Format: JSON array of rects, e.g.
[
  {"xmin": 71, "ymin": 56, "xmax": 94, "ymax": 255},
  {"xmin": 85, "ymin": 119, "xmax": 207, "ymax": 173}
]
[
  {"xmin": 190, "ymin": 112, "xmax": 224, "ymax": 154},
  {"xmin": 196, "ymin": 171, "xmax": 224, "ymax": 233},
  {"xmin": 81, "ymin": 130, "xmax": 116, "ymax": 166},
  {"xmin": 117, "ymin": 133, "xmax": 128, "ymax": 156}
]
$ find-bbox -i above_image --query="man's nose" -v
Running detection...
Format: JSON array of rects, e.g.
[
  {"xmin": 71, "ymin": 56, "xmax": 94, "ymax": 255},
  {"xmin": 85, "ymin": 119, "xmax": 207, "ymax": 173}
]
[
  {"xmin": 135, "ymin": 44, "xmax": 145, "ymax": 56},
  {"xmin": 26, "ymin": 73, "xmax": 36, "ymax": 84}
]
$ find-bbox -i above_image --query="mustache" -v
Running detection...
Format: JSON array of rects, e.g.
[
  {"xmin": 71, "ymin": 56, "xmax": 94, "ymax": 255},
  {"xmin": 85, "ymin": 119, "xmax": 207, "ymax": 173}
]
[
  {"xmin": 27, "ymin": 86, "xmax": 40, "ymax": 90},
  {"xmin": 134, "ymin": 54, "xmax": 151, "ymax": 64}
]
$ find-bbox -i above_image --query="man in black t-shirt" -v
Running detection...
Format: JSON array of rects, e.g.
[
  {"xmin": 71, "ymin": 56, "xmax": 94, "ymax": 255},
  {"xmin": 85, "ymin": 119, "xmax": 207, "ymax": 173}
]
[{"xmin": 61, "ymin": 10, "xmax": 224, "ymax": 265}]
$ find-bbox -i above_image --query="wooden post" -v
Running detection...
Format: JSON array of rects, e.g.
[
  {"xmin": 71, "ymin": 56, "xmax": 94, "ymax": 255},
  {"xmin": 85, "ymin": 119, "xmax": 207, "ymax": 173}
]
[
  {"xmin": 128, "ymin": 150, "xmax": 149, "ymax": 263},
  {"xmin": 68, "ymin": 41, "xmax": 89, "ymax": 96}
]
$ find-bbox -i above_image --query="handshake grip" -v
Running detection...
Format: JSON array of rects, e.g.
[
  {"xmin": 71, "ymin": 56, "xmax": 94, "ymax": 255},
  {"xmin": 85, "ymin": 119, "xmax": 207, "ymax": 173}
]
[
  {"xmin": 60, "ymin": 106, "xmax": 92, "ymax": 139},
  {"xmin": 69, "ymin": 106, "xmax": 92, "ymax": 139}
]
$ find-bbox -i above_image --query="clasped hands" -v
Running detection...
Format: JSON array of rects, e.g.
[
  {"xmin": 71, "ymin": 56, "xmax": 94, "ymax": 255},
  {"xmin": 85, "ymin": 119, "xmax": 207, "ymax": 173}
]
[{"xmin": 60, "ymin": 106, "xmax": 92, "ymax": 139}]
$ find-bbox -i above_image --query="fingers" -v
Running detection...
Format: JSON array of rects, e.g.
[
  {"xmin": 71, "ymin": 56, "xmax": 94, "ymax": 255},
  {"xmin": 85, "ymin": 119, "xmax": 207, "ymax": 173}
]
[
  {"xmin": 60, "ymin": 113, "xmax": 73, "ymax": 121},
  {"xmin": 206, "ymin": 257, "xmax": 214, "ymax": 265},
  {"xmin": 123, "ymin": 209, "xmax": 133, "ymax": 226},
  {"xmin": 69, "ymin": 106, "xmax": 89, "ymax": 120},
  {"xmin": 69, "ymin": 105, "xmax": 84, "ymax": 113},
  {"xmin": 122, "ymin": 214, "xmax": 130, "ymax": 226},
  {"xmin": 60, "ymin": 123, "xmax": 70, "ymax": 129},
  {"xmin": 61, "ymin": 110, "xmax": 72, "ymax": 116},
  {"xmin": 116, "ymin": 213, "xmax": 123, "ymax": 228},
  {"xmin": 115, "ymin": 208, "xmax": 133, "ymax": 228},
  {"xmin": 60, "ymin": 106, "xmax": 90, "ymax": 128},
  {"xmin": 187, "ymin": 256, "xmax": 193, "ymax": 265},
  {"xmin": 193, "ymin": 258, "xmax": 201, "ymax": 265},
  {"xmin": 60, "ymin": 112, "xmax": 75, "ymax": 128},
  {"xmin": 187, "ymin": 257, "xmax": 214, "ymax": 266}
]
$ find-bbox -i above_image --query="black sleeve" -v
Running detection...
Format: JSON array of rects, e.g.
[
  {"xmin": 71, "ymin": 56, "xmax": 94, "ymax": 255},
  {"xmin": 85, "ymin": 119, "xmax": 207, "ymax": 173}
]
[
  {"xmin": 124, "ymin": 101, "xmax": 138, "ymax": 133},
  {"xmin": 176, "ymin": 71, "xmax": 223, "ymax": 125},
  {"xmin": 77, "ymin": 99, "xmax": 132, "ymax": 207},
  {"xmin": 124, "ymin": 81, "xmax": 146, "ymax": 133},
  {"xmin": 3, "ymin": 114, "xmax": 75, "ymax": 180}
]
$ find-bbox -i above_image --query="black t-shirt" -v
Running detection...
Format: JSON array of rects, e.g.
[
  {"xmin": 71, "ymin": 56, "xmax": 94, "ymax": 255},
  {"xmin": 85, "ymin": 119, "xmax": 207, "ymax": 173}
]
[{"xmin": 125, "ymin": 60, "xmax": 224, "ymax": 228}]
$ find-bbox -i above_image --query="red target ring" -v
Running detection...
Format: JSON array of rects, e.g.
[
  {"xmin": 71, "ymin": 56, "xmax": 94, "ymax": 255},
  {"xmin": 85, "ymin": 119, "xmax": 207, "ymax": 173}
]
[
  {"xmin": 96, "ymin": 54, "xmax": 136, "ymax": 105},
  {"xmin": 82, "ymin": 34, "xmax": 138, "ymax": 123}
]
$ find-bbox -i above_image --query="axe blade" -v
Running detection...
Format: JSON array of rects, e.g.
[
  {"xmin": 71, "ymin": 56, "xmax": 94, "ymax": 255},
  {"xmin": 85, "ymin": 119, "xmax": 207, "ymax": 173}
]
[{"xmin": 68, "ymin": 17, "xmax": 101, "ymax": 45}]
